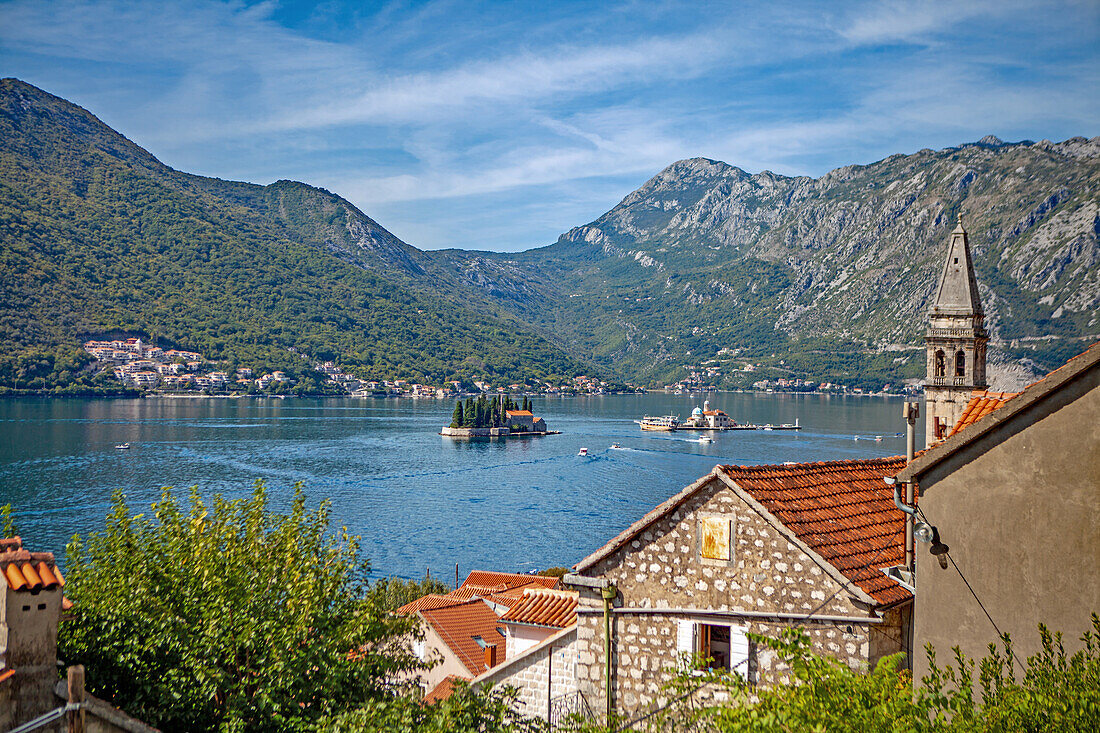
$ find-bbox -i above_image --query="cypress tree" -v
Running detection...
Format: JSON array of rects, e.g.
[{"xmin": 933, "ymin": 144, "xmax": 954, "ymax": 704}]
[
  {"xmin": 450, "ymin": 400, "xmax": 463, "ymax": 428},
  {"xmin": 463, "ymin": 398, "xmax": 476, "ymax": 427}
]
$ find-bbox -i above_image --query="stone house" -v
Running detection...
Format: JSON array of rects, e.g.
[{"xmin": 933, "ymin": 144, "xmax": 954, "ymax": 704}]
[
  {"xmin": 563, "ymin": 458, "xmax": 913, "ymax": 718},
  {"xmin": 895, "ymin": 340, "xmax": 1100, "ymax": 683}
]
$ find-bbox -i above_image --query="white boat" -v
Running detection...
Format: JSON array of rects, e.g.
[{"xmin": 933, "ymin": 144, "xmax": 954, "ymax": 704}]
[
  {"xmin": 635, "ymin": 415, "xmax": 681, "ymax": 431},
  {"xmin": 114, "ymin": 443, "xmax": 130, "ymax": 450},
  {"xmin": 610, "ymin": 443, "xmax": 622, "ymax": 449},
  {"xmin": 578, "ymin": 447, "xmax": 588, "ymax": 456},
  {"xmin": 698, "ymin": 435, "xmax": 714, "ymax": 444}
]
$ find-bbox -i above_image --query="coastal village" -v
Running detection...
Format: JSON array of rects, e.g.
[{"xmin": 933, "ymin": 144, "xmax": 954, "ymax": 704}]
[
  {"xmin": 80, "ymin": 337, "xmax": 919, "ymax": 400},
  {"xmin": 8, "ymin": 219, "xmax": 1094, "ymax": 729},
  {"xmin": 79, "ymin": 338, "xmax": 637, "ymax": 398}
]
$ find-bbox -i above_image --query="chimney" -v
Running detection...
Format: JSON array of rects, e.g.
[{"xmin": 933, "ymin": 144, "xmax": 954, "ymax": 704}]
[
  {"xmin": 484, "ymin": 643, "xmax": 498, "ymax": 669},
  {"xmin": 0, "ymin": 537, "xmax": 66, "ymax": 730}
]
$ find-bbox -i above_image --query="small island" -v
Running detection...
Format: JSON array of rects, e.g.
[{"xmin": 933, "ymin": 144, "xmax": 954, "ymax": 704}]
[{"xmin": 440, "ymin": 395, "xmax": 558, "ymax": 438}]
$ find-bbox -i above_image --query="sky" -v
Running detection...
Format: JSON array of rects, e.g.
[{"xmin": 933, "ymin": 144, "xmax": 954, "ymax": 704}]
[{"xmin": 1, "ymin": 1, "xmax": 1097, "ymax": 252}]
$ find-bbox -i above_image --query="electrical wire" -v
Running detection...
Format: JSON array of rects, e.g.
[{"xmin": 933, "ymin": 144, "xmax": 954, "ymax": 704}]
[{"xmin": 916, "ymin": 506, "xmax": 1025, "ymax": 674}]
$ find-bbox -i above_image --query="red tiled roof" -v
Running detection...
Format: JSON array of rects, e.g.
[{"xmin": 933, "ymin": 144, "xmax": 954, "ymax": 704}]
[
  {"xmin": 500, "ymin": 588, "xmax": 578, "ymax": 628},
  {"xmin": 947, "ymin": 390, "xmax": 1018, "ymax": 437},
  {"xmin": 460, "ymin": 570, "xmax": 559, "ymax": 593},
  {"xmin": 505, "ymin": 410, "xmax": 533, "ymax": 417},
  {"xmin": 0, "ymin": 537, "xmax": 64, "ymax": 592},
  {"xmin": 423, "ymin": 674, "xmax": 467, "ymax": 704},
  {"xmin": 396, "ymin": 594, "xmax": 467, "ymax": 615},
  {"xmin": 719, "ymin": 457, "xmax": 911, "ymax": 606},
  {"xmin": 420, "ymin": 599, "xmax": 507, "ymax": 676}
]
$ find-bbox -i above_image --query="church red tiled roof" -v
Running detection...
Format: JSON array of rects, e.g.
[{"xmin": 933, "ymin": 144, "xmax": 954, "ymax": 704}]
[
  {"xmin": 947, "ymin": 390, "xmax": 1018, "ymax": 437},
  {"xmin": 719, "ymin": 457, "xmax": 911, "ymax": 606}
]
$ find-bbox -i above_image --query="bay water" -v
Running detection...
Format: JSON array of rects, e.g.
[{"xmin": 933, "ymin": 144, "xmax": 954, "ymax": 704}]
[{"xmin": 0, "ymin": 393, "xmax": 921, "ymax": 581}]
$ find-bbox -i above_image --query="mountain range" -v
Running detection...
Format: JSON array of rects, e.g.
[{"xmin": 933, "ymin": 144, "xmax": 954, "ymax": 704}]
[{"xmin": 2, "ymin": 78, "xmax": 1097, "ymax": 391}]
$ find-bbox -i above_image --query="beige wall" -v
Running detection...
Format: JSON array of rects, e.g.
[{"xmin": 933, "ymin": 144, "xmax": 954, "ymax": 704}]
[
  {"xmin": 0, "ymin": 585, "xmax": 63, "ymax": 731},
  {"xmin": 417, "ymin": 620, "xmax": 484, "ymax": 693},
  {"xmin": 476, "ymin": 628, "xmax": 577, "ymax": 722},
  {"xmin": 571, "ymin": 477, "xmax": 904, "ymax": 717},
  {"xmin": 914, "ymin": 372, "xmax": 1100, "ymax": 682}
]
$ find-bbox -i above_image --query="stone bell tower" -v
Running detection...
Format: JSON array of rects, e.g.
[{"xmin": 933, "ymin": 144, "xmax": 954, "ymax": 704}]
[{"xmin": 925, "ymin": 215, "xmax": 987, "ymax": 446}]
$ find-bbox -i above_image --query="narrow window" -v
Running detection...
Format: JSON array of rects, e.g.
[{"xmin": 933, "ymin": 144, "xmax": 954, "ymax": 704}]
[
  {"xmin": 955, "ymin": 351, "xmax": 966, "ymax": 377},
  {"xmin": 934, "ymin": 351, "xmax": 946, "ymax": 378}
]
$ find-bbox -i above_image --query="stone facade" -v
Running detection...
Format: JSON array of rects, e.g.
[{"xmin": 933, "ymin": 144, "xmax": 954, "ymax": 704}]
[
  {"xmin": 474, "ymin": 626, "xmax": 578, "ymax": 722},
  {"xmin": 568, "ymin": 475, "xmax": 908, "ymax": 718}
]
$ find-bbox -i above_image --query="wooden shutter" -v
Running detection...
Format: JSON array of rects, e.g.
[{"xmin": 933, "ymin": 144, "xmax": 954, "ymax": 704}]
[{"xmin": 729, "ymin": 625, "xmax": 750, "ymax": 680}]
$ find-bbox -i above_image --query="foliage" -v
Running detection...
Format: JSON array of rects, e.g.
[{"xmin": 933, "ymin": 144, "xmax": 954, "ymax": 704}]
[
  {"xmin": 365, "ymin": 574, "xmax": 452, "ymax": 612},
  {"xmin": 537, "ymin": 567, "xmax": 570, "ymax": 579},
  {"xmin": 568, "ymin": 618, "xmax": 1100, "ymax": 733},
  {"xmin": 311, "ymin": 681, "xmax": 543, "ymax": 733},
  {"xmin": 58, "ymin": 481, "xmax": 425, "ymax": 733},
  {"xmin": 0, "ymin": 80, "xmax": 586, "ymax": 392},
  {"xmin": 0, "ymin": 503, "xmax": 16, "ymax": 538},
  {"xmin": 449, "ymin": 395, "xmax": 521, "ymax": 428}
]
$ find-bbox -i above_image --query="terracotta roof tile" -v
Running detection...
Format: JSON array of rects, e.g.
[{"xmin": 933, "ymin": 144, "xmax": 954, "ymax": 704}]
[
  {"xmin": 420, "ymin": 599, "xmax": 507, "ymax": 676},
  {"xmin": 396, "ymin": 594, "xmax": 469, "ymax": 615},
  {"xmin": 948, "ymin": 390, "xmax": 1019, "ymax": 437},
  {"xmin": 423, "ymin": 674, "xmax": 467, "ymax": 704},
  {"xmin": 460, "ymin": 570, "xmax": 559, "ymax": 592},
  {"xmin": 719, "ymin": 457, "xmax": 911, "ymax": 606},
  {"xmin": 500, "ymin": 588, "xmax": 578, "ymax": 628},
  {"xmin": 505, "ymin": 410, "xmax": 533, "ymax": 417},
  {"xmin": 0, "ymin": 537, "xmax": 64, "ymax": 593}
]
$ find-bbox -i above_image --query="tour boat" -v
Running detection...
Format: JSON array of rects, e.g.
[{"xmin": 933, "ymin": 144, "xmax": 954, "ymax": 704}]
[
  {"xmin": 114, "ymin": 443, "xmax": 130, "ymax": 450},
  {"xmin": 577, "ymin": 447, "xmax": 588, "ymax": 456},
  {"xmin": 635, "ymin": 415, "xmax": 681, "ymax": 431}
]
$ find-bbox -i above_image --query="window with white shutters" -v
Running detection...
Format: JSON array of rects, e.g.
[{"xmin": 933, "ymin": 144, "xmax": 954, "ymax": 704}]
[{"xmin": 676, "ymin": 619, "xmax": 751, "ymax": 680}]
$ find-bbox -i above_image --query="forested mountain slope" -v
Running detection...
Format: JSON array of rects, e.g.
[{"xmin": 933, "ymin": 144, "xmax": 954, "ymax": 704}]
[
  {"xmin": 0, "ymin": 78, "xmax": 585, "ymax": 385},
  {"xmin": 2, "ymin": 78, "xmax": 1096, "ymax": 391}
]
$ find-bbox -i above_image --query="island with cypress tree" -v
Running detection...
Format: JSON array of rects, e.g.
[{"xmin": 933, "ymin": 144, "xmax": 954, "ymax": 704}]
[{"xmin": 439, "ymin": 395, "xmax": 558, "ymax": 437}]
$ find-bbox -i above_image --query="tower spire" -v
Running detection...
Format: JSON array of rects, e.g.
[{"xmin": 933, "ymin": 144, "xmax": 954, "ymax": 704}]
[
  {"xmin": 924, "ymin": 214, "xmax": 988, "ymax": 446},
  {"xmin": 930, "ymin": 214, "xmax": 983, "ymax": 317}
]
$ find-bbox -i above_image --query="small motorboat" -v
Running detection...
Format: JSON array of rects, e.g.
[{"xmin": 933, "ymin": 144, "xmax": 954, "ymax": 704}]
[
  {"xmin": 115, "ymin": 443, "xmax": 131, "ymax": 450},
  {"xmin": 874, "ymin": 435, "xmax": 883, "ymax": 442},
  {"xmin": 610, "ymin": 443, "xmax": 622, "ymax": 449},
  {"xmin": 698, "ymin": 435, "xmax": 714, "ymax": 444},
  {"xmin": 577, "ymin": 447, "xmax": 588, "ymax": 456}
]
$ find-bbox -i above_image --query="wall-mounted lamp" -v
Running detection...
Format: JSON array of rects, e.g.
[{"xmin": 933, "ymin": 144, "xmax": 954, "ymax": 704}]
[{"xmin": 928, "ymin": 526, "xmax": 950, "ymax": 570}]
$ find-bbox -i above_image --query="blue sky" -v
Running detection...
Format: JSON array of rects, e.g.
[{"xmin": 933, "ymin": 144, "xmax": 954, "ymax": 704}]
[{"xmin": 1, "ymin": 1, "xmax": 1097, "ymax": 251}]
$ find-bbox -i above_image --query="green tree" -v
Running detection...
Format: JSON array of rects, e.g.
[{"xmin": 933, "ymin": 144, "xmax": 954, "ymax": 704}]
[
  {"xmin": 0, "ymin": 503, "xmax": 17, "ymax": 538},
  {"xmin": 366, "ymin": 574, "xmax": 451, "ymax": 612},
  {"xmin": 450, "ymin": 400, "xmax": 465, "ymax": 428},
  {"xmin": 464, "ymin": 398, "xmax": 476, "ymax": 427},
  {"xmin": 58, "ymin": 482, "xmax": 424, "ymax": 733}
]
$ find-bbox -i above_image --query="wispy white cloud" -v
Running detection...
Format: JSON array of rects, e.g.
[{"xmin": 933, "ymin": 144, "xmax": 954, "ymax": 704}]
[{"xmin": 1, "ymin": 0, "xmax": 1096, "ymax": 251}]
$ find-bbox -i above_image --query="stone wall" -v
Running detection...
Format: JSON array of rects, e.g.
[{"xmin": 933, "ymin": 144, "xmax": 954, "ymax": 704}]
[
  {"xmin": 475, "ymin": 627, "xmax": 578, "ymax": 722},
  {"xmin": 570, "ymin": 475, "xmax": 904, "ymax": 718}
]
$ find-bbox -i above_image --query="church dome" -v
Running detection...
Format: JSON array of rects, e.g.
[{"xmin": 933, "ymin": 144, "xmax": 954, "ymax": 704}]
[{"xmin": 692, "ymin": 406, "xmax": 703, "ymax": 417}]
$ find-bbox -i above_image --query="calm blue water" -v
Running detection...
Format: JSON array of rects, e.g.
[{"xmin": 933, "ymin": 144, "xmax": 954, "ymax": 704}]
[{"xmin": 0, "ymin": 394, "xmax": 920, "ymax": 580}]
